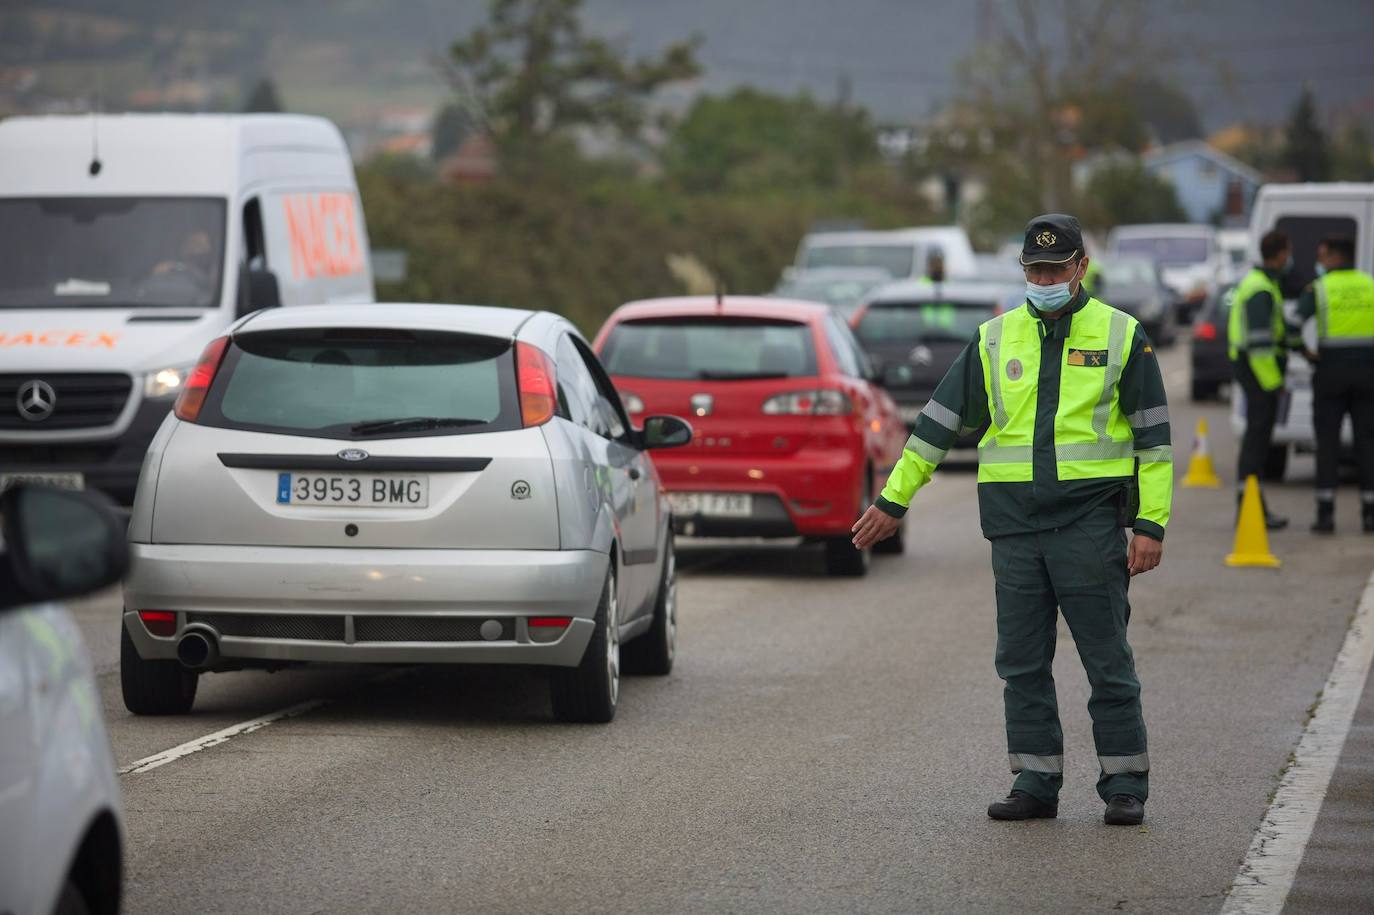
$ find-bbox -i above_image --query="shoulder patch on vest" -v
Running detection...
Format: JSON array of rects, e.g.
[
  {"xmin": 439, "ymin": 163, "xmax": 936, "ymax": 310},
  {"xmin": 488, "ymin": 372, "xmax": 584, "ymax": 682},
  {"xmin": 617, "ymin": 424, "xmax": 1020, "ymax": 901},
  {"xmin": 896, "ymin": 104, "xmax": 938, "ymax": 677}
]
[{"xmin": 1067, "ymin": 348, "xmax": 1109, "ymax": 367}]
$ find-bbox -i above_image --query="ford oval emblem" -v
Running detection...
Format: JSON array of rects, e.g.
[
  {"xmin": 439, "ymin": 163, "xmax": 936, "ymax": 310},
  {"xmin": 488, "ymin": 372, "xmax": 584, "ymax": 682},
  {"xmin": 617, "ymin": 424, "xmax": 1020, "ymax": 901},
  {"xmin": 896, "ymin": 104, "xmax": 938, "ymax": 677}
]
[{"xmin": 337, "ymin": 448, "xmax": 370, "ymax": 462}]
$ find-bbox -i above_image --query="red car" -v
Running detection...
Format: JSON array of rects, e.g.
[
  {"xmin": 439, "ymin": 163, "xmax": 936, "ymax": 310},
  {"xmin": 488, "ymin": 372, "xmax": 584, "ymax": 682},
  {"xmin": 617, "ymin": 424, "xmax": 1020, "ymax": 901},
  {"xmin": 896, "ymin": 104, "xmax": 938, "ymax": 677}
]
[{"xmin": 593, "ymin": 296, "xmax": 908, "ymax": 576}]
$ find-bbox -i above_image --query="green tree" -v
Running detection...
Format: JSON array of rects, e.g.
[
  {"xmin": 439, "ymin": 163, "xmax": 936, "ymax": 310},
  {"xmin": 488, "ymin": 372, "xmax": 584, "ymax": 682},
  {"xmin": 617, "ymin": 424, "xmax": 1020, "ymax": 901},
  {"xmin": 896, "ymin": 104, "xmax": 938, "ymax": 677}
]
[
  {"xmin": 242, "ymin": 77, "xmax": 284, "ymax": 113},
  {"xmin": 663, "ymin": 89, "xmax": 880, "ymax": 194},
  {"xmin": 1332, "ymin": 121, "xmax": 1374, "ymax": 182},
  {"xmin": 1283, "ymin": 86, "xmax": 1330, "ymax": 181},
  {"xmin": 430, "ymin": 102, "xmax": 473, "ymax": 162},
  {"xmin": 1079, "ymin": 160, "xmax": 1185, "ymax": 230},
  {"xmin": 446, "ymin": 0, "xmax": 700, "ymax": 158}
]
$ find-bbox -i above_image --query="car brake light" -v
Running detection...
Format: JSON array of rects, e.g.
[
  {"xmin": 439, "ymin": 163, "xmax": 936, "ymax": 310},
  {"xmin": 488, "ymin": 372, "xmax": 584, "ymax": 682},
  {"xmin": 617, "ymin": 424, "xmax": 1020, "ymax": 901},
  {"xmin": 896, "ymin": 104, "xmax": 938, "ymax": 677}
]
[
  {"xmin": 139, "ymin": 610, "xmax": 178, "ymax": 637},
  {"xmin": 1195, "ymin": 322, "xmax": 1217, "ymax": 341},
  {"xmin": 173, "ymin": 336, "xmax": 229, "ymax": 422},
  {"xmin": 762, "ymin": 389, "xmax": 853, "ymax": 416},
  {"xmin": 515, "ymin": 341, "xmax": 557, "ymax": 427}
]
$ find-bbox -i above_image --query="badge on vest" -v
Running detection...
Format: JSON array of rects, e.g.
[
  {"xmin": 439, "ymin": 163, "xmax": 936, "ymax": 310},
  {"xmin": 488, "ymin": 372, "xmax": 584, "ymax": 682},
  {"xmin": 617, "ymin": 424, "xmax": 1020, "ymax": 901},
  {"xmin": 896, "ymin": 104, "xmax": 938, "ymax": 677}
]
[
  {"xmin": 1067, "ymin": 348, "xmax": 1108, "ymax": 367},
  {"xmin": 1006, "ymin": 358, "xmax": 1023, "ymax": 381}
]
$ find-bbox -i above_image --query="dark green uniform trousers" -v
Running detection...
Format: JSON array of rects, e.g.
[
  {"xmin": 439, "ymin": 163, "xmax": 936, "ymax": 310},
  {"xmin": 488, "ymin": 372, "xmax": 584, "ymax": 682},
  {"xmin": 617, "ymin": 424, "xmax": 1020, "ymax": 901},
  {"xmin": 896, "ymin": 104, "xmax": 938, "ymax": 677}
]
[{"xmin": 990, "ymin": 503, "xmax": 1149, "ymax": 804}]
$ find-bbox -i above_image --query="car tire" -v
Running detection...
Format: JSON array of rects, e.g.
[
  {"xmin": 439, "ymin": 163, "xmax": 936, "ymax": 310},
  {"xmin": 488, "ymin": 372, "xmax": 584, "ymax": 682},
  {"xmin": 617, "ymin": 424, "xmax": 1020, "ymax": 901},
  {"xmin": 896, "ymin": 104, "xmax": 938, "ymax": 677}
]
[
  {"xmin": 550, "ymin": 563, "xmax": 619, "ymax": 723},
  {"xmin": 1263, "ymin": 444, "xmax": 1289, "ymax": 482},
  {"xmin": 53, "ymin": 878, "xmax": 90, "ymax": 915},
  {"xmin": 120, "ymin": 623, "xmax": 198, "ymax": 716},
  {"xmin": 1190, "ymin": 379, "xmax": 1217, "ymax": 402},
  {"xmin": 873, "ymin": 513, "xmax": 906, "ymax": 555},
  {"xmin": 623, "ymin": 535, "xmax": 676, "ymax": 676}
]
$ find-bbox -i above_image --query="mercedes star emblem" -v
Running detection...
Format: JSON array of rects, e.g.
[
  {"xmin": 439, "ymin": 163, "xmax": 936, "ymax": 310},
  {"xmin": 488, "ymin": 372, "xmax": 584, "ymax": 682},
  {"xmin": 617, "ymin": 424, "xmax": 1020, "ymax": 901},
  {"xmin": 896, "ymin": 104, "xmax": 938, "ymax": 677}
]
[{"xmin": 16, "ymin": 379, "xmax": 57, "ymax": 422}]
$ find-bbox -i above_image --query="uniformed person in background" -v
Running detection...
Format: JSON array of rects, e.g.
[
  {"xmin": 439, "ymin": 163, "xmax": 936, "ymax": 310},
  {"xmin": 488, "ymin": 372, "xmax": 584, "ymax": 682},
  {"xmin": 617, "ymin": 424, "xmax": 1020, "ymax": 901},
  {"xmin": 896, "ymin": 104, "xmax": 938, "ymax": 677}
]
[
  {"xmin": 923, "ymin": 248, "xmax": 946, "ymax": 286},
  {"xmin": 852, "ymin": 214, "xmax": 1171, "ymax": 826},
  {"xmin": 1297, "ymin": 235, "xmax": 1374, "ymax": 534},
  {"xmin": 1228, "ymin": 229, "xmax": 1292, "ymax": 530}
]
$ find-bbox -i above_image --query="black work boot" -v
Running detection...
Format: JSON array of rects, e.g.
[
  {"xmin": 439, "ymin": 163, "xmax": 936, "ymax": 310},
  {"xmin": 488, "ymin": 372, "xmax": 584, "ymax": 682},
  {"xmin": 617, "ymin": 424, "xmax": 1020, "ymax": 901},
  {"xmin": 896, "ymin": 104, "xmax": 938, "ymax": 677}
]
[
  {"xmin": 1104, "ymin": 794, "xmax": 1145, "ymax": 826},
  {"xmin": 987, "ymin": 790, "xmax": 1058, "ymax": 821},
  {"xmin": 1312, "ymin": 501, "xmax": 1336, "ymax": 535},
  {"xmin": 1238, "ymin": 492, "xmax": 1288, "ymax": 530}
]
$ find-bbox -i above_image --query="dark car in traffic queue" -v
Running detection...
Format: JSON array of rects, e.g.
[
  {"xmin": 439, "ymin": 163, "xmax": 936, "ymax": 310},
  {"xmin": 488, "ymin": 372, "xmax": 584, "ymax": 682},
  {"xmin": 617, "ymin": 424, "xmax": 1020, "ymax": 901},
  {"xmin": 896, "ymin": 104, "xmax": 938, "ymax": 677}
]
[
  {"xmin": 770, "ymin": 266, "xmax": 894, "ymax": 320},
  {"xmin": 1189, "ymin": 282, "xmax": 1233, "ymax": 401},
  {"xmin": 593, "ymin": 296, "xmax": 908, "ymax": 576},
  {"xmin": 848, "ymin": 279, "xmax": 1020, "ymax": 448},
  {"xmin": 1084, "ymin": 255, "xmax": 1178, "ymax": 347}
]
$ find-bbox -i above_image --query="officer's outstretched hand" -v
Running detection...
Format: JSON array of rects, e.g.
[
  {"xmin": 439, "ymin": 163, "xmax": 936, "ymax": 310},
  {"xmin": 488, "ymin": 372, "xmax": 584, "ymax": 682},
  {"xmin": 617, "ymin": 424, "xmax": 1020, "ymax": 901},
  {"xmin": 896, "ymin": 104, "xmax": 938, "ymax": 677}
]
[
  {"xmin": 1127, "ymin": 533, "xmax": 1163, "ymax": 576},
  {"xmin": 852, "ymin": 504, "xmax": 902, "ymax": 550}
]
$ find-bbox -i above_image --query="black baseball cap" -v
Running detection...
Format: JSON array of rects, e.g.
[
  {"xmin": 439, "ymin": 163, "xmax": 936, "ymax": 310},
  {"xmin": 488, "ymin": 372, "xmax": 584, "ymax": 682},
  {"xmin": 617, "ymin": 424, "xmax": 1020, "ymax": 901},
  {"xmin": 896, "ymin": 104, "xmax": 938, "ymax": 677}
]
[{"xmin": 1019, "ymin": 214, "xmax": 1083, "ymax": 266}]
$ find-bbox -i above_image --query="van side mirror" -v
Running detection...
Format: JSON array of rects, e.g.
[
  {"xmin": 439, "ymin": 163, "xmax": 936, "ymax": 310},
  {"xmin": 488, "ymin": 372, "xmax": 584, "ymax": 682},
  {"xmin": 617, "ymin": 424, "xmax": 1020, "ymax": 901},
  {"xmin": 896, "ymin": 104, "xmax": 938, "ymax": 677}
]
[
  {"xmin": 236, "ymin": 263, "xmax": 283, "ymax": 317},
  {"xmin": 0, "ymin": 485, "xmax": 129, "ymax": 611},
  {"xmin": 638, "ymin": 415, "xmax": 693, "ymax": 450}
]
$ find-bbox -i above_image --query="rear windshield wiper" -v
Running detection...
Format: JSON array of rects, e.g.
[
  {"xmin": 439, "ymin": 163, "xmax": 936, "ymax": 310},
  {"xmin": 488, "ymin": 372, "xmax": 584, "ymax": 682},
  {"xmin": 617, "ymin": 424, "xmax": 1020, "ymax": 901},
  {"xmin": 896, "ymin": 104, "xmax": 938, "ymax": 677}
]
[
  {"xmin": 696, "ymin": 371, "xmax": 791, "ymax": 380},
  {"xmin": 349, "ymin": 417, "xmax": 487, "ymax": 436}
]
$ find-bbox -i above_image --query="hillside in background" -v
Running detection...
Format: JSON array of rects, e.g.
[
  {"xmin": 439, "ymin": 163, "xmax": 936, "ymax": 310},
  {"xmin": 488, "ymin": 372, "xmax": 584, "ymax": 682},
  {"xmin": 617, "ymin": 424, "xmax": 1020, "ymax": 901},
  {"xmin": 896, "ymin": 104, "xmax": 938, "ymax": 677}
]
[{"xmin": 3, "ymin": 0, "xmax": 1374, "ymax": 154}]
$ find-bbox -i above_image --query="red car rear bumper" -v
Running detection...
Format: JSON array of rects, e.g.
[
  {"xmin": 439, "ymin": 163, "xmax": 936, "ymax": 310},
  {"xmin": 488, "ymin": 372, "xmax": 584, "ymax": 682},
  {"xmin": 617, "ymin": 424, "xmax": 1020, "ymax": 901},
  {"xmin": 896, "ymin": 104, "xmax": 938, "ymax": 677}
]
[{"xmin": 651, "ymin": 443, "xmax": 864, "ymax": 539}]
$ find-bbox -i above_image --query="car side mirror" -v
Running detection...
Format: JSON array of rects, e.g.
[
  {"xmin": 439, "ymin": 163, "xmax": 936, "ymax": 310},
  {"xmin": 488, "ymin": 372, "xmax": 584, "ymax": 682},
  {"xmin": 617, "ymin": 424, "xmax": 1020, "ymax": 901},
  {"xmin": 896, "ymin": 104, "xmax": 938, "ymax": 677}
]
[
  {"xmin": 0, "ymin": 485, "xmax": 128, "ymax": 611},
  {"xmin": 638, "ymin": 415, "xmax": 693, "ymax": 450},
  {"xmin": 237, "ymin": 263, "xmax": 283, "ymax": 317}
]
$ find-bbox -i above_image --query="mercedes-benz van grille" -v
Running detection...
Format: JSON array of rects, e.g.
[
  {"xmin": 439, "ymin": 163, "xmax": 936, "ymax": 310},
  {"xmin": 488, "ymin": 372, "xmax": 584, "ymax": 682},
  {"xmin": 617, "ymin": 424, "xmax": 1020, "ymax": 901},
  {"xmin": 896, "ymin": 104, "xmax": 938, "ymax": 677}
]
[{"xmin": 1, "ymin": 373, "xmax": 132, "ymax": 430}]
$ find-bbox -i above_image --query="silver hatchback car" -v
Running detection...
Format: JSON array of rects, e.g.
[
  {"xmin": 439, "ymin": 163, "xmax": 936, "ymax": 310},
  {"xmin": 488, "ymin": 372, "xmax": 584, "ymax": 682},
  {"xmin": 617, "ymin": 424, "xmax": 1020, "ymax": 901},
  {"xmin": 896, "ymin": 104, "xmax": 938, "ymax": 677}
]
[{"xmin": 121, "ymin": 304, "xmax": 690, "ymax": 723}]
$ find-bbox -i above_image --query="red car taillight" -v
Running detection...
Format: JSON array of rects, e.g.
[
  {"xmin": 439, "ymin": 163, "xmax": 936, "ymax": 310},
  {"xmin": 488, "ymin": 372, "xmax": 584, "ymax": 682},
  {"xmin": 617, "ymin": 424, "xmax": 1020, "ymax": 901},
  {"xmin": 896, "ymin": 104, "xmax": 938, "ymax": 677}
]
[
  {"xmin": 173, "ymin": 336, "xmax": 229, "ymax": 422},
  {"xmin": 527, "ymin": 616, "xmax": 571, "ymax": 643},
  {"xmin": 138, "ymin": 610, "xmax": 177, "ymax": 637},
  {"xmin": 515, "ymin": 341, "xmax": 557, "ymax": 427},
  {"xmin": 762, "ymin": 389, "xmax": 853, "ymax": 416},
  {"xmin": 1194, "ymin": 321, "xmax": 1217, "ymax": 341}
]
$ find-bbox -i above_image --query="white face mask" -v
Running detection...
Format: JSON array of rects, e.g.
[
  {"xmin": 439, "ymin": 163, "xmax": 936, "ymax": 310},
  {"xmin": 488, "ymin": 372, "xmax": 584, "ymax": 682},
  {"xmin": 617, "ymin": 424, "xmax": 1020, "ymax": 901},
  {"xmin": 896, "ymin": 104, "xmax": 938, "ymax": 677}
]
[{"xmin": 1025, "ymin": 280, "xmax": 1074, "ymax": 313}]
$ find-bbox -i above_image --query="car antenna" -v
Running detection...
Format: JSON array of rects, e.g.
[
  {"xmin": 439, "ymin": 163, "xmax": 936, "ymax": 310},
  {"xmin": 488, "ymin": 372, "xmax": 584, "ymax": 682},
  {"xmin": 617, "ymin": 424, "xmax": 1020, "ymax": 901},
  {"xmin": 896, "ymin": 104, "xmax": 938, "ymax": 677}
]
[
  {"xmin": 88, "ymin": 91, "xmax": 102, "ymax": 177},
  {"xmin": 714, "ymin": 278, "xmax": 725, "ymax": 312}
]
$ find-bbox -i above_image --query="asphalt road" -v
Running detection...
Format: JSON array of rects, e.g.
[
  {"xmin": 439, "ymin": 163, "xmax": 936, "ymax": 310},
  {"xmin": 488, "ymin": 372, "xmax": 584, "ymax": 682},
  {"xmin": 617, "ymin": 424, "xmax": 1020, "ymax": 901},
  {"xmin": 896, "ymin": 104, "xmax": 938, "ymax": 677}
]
[{"xmin": 70, "ymin": 340, "xmax": 1374, "ymax": 914}]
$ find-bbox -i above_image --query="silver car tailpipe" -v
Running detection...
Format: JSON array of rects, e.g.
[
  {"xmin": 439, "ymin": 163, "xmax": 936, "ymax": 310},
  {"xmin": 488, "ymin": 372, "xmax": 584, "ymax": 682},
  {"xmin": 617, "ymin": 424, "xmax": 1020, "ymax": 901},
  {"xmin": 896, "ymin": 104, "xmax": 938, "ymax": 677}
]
[{"xmin": 176, "ymin": 628, "xmax": 219, "ymax": 670}]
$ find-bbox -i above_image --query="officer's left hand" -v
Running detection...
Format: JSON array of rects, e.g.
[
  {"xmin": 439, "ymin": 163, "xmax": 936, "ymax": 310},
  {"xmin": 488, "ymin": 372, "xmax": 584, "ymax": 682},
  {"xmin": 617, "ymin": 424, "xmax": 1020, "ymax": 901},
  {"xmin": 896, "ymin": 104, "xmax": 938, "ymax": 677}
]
[{"xmin": 1127, "ymin": 533, "xmax": 1163, "ymax": 576}]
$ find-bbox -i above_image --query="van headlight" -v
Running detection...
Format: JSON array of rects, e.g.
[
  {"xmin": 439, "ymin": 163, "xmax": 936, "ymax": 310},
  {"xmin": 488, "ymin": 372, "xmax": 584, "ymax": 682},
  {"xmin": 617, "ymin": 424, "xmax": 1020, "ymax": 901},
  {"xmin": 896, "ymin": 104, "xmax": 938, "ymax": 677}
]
[{"xmin": 144, "ymin": 366, "xmax": 191, "ymax": 399}]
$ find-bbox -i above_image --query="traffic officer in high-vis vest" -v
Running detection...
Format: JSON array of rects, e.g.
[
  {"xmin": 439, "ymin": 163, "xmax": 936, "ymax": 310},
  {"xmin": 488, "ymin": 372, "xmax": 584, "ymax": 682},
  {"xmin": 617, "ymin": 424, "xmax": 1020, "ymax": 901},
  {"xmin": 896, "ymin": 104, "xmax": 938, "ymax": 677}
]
[
  {"xmin": 1296, "ymin": 235, "xmax": 1374, "ymax": 533},
  {"xmin": 852, "ymin": 214, "xmax": 1171, "ymax": 826},
  {"xmin": 1228, "ymin": 229, "xmax": 1292, "ymax": 530}
]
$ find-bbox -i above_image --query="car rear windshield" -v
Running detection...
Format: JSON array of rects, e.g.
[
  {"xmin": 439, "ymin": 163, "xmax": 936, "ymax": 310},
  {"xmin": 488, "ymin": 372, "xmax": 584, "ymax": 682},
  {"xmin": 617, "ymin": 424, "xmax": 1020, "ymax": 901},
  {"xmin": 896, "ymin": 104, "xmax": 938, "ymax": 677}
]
[
  {"xmin": 600, "ymin": 318, "xmax": 818, "ymax": 380},
  {"xmin": 1114, "ymin": 236, "xmax": 1209, "ymax": 266},
  {"xmin": 854, "ymin": 301, "xmax": 993, "ymax": 345},
  {"xmin": 201, "ymin": 329, "xmax": 521, "ymax": 439},
  {"xmin": 803, "ymin": 244, "xmax": 913, "ymax": 277}
]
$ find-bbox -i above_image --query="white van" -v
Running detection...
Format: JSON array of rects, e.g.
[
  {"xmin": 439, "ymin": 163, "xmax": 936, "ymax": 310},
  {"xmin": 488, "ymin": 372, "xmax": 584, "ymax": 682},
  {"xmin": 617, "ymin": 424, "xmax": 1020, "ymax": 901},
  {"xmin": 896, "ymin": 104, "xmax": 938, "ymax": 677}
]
[
  {"xmin": 792, "ymin": 227, "xmax": 978, "ymax": 282},
  {"xmin": 1106, "ymin": 223, "xmax": 1226, "ymax": 321},
  {"xmin": 1231, "ymin": 183, "xmax": 1372, "ymax": 478},
  {"xmin": 0, "ymin": 114, "xmax": 375, "ymax": 504}
]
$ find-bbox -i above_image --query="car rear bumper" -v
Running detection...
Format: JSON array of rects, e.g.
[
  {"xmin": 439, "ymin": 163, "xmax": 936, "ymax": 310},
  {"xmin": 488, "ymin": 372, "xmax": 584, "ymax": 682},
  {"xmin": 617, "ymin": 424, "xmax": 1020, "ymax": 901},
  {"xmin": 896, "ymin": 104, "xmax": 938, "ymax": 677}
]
[
  {"xmin": 654, "ymin": 446, "xmax": 861, "ymax": 538},
  {"xmin": 122, "ymin": 544, "xmax": 607, "ymax": 667}
]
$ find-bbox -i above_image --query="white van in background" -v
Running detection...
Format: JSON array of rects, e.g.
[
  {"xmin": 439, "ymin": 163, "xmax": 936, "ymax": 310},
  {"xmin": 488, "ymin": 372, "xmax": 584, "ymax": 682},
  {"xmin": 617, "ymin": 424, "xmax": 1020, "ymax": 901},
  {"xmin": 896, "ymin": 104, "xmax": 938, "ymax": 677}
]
[
  {"xmin": 1231, "ymin": 182, "xmax": 1372, "ymax": 479},
  {"xmin": 1106, "ymin": 223, "xmax": 1226, "ymax": 321},
  {"xmin": 791, "ymin": 226, "xmax": 978, "ymax": 283},
  {"xmin": 0, "ymin": 114, "xmax": 375, "ymax": 504}
]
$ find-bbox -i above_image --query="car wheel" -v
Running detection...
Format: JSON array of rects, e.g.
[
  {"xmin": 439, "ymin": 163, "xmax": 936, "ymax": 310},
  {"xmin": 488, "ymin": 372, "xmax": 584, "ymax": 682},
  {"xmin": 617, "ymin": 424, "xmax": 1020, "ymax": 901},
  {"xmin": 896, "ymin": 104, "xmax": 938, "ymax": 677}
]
[
  {"xmin": 53, "ymin": 878, "xmax": 90, "ymax": 915},
  {"xmin": 1190, "ymin": 379, "xmax": 1217, "ymax": 402},
  {"xmin": 623, "ymin": 535, "xmax": 676, "ymax": 676},
  {"xmin": 550, "ymin": 563, "xmax": 619, "ymax": 723},
  {"xmin": 120, "ymin": 622, "xmax": 198, "ymax": 715},
  {"xmin": 873, "ymin": 512, "xmax": 906, "ymax": 555},
  {"xmin": 1263, "ymin": 444, "xmax": 1289, "ymax": 482}
]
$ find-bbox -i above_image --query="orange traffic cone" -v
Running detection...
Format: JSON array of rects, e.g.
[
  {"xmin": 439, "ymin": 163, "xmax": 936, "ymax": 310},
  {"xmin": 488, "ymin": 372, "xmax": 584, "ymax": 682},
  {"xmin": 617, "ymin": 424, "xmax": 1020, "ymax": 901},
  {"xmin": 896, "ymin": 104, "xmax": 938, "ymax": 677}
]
[
  {"xmin": 1225, "ymin": 475, "xmax": 1281, "ymax": 568},
  {"xmin": 1182, "ymin": 418, "xmax": 1222, "ymax": 488}
]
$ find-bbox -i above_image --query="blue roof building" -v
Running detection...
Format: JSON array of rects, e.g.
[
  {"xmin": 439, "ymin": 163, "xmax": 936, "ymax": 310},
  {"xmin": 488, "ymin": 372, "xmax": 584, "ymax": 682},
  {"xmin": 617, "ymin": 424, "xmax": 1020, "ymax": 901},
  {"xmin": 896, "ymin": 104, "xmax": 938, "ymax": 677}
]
[{"xmin": 1142, "ymin": 140, "xmax": 1263, "ymax": 227}]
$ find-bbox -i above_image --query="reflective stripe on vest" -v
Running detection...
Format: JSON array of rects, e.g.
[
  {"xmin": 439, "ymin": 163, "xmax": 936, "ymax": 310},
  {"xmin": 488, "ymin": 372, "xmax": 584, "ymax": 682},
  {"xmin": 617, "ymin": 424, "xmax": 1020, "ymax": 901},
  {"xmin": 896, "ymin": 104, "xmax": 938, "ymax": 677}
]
[
  {"xmin": 978, "ymin": 298, "xmax": 1137, "ymax": 484},
  {"xmin": 1226, "ymin": 268, "xmax": 1284, "ymax": 360},
  {"xmin": 1315, "ymin": 270, "xmax": 1374, "ymax": 348}
]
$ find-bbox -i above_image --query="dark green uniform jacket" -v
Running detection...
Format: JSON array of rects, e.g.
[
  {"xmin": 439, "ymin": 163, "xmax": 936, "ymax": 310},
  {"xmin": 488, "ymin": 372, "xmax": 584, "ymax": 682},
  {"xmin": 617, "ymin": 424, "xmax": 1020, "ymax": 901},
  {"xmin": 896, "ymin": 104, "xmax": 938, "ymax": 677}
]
[{"xmin": 874, "ymin": 289, "xmax": 1172, "ymax": 541}]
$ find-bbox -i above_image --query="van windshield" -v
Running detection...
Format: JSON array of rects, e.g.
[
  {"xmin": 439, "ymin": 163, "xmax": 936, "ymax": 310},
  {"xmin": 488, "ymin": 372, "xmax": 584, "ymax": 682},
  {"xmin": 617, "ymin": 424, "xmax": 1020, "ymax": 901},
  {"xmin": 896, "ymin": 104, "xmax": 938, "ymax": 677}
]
[
  {"xmin": 0, "ymin": 197, "xmax": 226, "ymax": 309},
  {"xmin": 1114, "ymin": 236, "xmax": 1209, "ymax": 267},
  {"xmin": 804, "ymin": 244, "xmax": 914, "ymax": 278}
]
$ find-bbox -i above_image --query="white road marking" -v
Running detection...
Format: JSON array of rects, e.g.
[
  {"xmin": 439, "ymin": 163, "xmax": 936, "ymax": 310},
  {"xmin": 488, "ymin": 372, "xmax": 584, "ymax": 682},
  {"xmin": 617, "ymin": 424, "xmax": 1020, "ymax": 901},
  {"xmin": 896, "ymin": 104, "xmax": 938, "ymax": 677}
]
[
  {"xmin": 1221, "ymin": 569, "xmax": 1374, "ymax": 914},
  {"xmin": 117, "ymin": 668, "xmax": 412, "ymax": 776},
  {"xmin": 118, "ymin": 697, "xmax": 329, "ymax": 775}
]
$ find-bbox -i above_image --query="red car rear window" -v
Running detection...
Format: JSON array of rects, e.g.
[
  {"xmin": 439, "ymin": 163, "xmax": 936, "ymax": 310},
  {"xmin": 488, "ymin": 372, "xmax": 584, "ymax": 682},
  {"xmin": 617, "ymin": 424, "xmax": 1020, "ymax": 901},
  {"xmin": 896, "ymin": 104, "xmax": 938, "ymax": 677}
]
[{"xmin": 601, "ymin": 318, "xmax": 817, "ymax": 381}]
